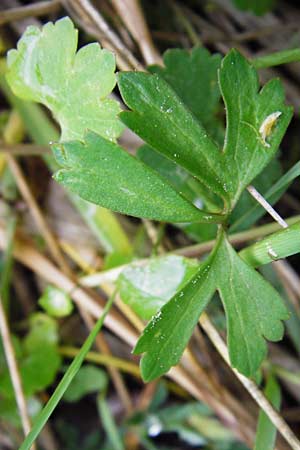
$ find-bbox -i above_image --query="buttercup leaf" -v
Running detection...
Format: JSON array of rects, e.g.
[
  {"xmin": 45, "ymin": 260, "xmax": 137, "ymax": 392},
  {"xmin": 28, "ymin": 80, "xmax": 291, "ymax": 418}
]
[
  {"xmin": 214, "ymin": 233, "xmax": 289, "ymax": 376},
  {"xmin": 6, "ymin": 17, "xmax": 123, "ymax": 141}
]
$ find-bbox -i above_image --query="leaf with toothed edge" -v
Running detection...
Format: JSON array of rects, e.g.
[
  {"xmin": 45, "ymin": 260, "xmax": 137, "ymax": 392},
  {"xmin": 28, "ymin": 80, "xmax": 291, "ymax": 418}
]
[
  {"xmin": 213, "ymin": 232, "xmax": 289, "ymax": 376},
  {"xmin": 6, "ymin": 16, "xmax": 124, "ymax": 141},
  {"xmin": 133, "ymin": 230, "xmax": 288, "ymax": 381}
]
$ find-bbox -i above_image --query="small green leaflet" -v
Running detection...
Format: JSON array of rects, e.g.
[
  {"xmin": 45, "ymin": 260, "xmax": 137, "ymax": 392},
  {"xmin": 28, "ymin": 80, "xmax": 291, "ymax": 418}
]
[
  {"xmin": 118, "ymin": 49, "xmax": 292, "ymax": 211},
  {"xmin": 118, "ymin": 255, "xmax": 198, "ymax": 320},
  {"xmin": 6, "ymin": 17, "xmax": 123, "ymax": 141},
  {"xmin": 53, "ymin": 131, "xmax": 224, "ymax": 223},
  {"xmin": 134, "ymin": 231, "xmax": 288, "ymax": 381}
]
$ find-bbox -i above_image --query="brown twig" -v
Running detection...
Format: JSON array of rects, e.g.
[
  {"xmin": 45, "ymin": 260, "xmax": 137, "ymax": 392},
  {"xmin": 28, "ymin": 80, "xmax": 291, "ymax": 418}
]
[
  {"xmin": 0, "ymin": 1, "xmax": 60, "ymax": 26},
  {"xmin": 110, "ymin": 0, "xmax": 162, "ymax": 65},
  {"xmin": 0, "ymin": 295, "xmax": 34, "ymax": 447}
]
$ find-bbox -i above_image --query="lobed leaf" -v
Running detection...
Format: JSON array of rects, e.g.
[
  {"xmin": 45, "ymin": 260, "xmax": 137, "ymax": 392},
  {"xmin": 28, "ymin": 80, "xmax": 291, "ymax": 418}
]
[
  {"xmin": 214, "ymin": 234, "xmax": 289, "ymax": 375},
  {"xmin": 53, "ymin": 131, "xmax": 223, "ymax": 223},
  {"xmin": 6, "ymin": 17, "xmax": 123, "ymax": 141},
  {"xmin": 119, "ymin": 50, "xmax": 292, "ymax": 212},
  {"xmin": 134, "ymin": 230, "xmax": 289, "ymax": 381},
  {"xmin": 219, "ymin": 49, "xmax": 293, "ymax": 206}
]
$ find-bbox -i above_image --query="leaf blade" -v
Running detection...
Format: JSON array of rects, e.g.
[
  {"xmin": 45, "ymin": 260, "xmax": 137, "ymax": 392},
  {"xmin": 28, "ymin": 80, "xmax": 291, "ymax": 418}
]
[
  {"xmin": 118, "ymin": 71, "xmax": 228, "ymax": 201},
  {"xmin": 134, "ymin": 259, "xmax": 215, "ymax": 381},
  {"xmin": 215, "ymin": 233, "xmax": 289, "ymax": 376},
  {"xmin": 6, "ymin": 17, "xmax": 123, "ymax": 141},
  {"xmin": 53, "ymin": 131, "xmax": 224, "ymax": 223}
]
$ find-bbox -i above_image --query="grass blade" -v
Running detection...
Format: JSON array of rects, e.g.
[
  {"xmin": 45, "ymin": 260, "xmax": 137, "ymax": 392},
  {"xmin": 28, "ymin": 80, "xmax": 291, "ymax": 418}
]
[
  {"xmin": 239, "ymin": 222, "xmax": 300, "ymax": 267},
  {"xmin": 97, "ymin": 393, "xmax": 125, "ymax": 450},
  {"xmin": 254, "ymin": 375, "xmax": 281, "ymax": 450},
  {"xmin": 19, "ymin": 292, "xmax": 116, "ymax": 450}
]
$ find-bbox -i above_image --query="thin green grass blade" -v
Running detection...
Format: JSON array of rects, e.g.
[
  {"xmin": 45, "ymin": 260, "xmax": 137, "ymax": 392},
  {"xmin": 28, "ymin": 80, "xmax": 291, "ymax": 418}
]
[
  {"xmin": 254, "ymin": 375, "xmax": 281, "ymax": 450},
  {"xmin": 0, "ymin": 216, "xmax": 16, "ymax": 313},
  {"xmin": 97, "ymin": 393, "xmax": 125, "ymax": 450},
  {"xmin": 19, "ymin": 293, "xmax": 115, "ymax": 450},
  {"xmin": 239, "ymin": 222, "xmax": 300, "ymax": 267},
  {"xmin": 252, "ymin": 48, "xmax": 300, "ymax": 69}
]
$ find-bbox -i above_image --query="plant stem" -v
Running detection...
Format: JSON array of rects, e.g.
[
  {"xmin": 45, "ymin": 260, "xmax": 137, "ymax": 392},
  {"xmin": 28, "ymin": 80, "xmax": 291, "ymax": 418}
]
[
  {"xmin": 252, "ymin": 48, "xmax": 300, "ymax": 69},
  {"xmin": 59, "ymin": 346, "xmax": 140, "ymax": 377},
  {"xmin": 176, "ymin": 215, "xmax": 300, "ymax": 258}
]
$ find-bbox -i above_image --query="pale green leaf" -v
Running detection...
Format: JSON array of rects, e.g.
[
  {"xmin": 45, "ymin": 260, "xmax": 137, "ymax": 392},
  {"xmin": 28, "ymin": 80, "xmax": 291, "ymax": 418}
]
[
  {"xmin": 53, "ymin": 131, "xmax": 224, "ymax": 223},
  {"xmin": 6, "ymin": 17, "xmax": 123, "ymax": 141},
  {"xmin": 118, "ymin": 255, "xmax": 198, "ymax": 320}
]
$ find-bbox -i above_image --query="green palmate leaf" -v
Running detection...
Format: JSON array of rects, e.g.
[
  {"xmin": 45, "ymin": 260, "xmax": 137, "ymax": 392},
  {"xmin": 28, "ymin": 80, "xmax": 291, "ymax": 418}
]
[
  {"xmin": 118, "ymin": 255, "xmax": 198, "ymax": 320},
  {"xmin": 119, "ymin": 50, "xmax": 292, "ymax": 212},
  {"xmin": 118, "ymin": 72, "xmax": 229, "ymax": 203},
  {"xmin": 149, "ymin": 47, "xmax": 221, "ymax": 127},
  {"xmin": 220, "ymin": 50, "xmax": 292, "ymax": 206},
  {"xmin": 53, "ymin": 131, "xmax": 223, "ymax": 223},
  {"xmin": 134, "ymin": 231, "xmax": 289, "ymax": 381},
  {"xmin": 6, "ymin": 17, "xmax": 123, "ymax": 141},
  {"xmin": 133, "ymin": 259, "xmax": 216, "ymax": 381},
  {"xmin": 214, "ymin": 234, "xmax": 288, "ymax": 375}
]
